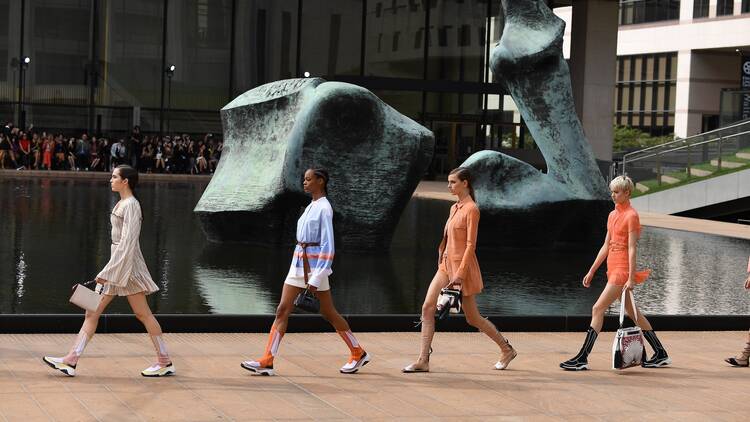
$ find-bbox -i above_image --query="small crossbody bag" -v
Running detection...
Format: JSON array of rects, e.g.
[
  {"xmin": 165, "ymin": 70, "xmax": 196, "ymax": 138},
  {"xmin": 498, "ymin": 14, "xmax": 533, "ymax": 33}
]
[{"xmin": 612, "ymin": 288, "xmax": 646, "ymax": 370}]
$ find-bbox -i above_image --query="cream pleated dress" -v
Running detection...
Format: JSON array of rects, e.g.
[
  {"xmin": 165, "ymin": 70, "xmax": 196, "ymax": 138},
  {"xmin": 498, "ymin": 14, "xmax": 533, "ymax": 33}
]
[{"xmin": 97, "ymin": 196, "xmax": 159, "ymax": 296}]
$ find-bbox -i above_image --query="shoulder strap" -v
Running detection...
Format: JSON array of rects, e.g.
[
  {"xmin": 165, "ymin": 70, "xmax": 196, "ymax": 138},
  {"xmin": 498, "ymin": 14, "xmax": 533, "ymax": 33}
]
[{"xmin": 619, "ymin": 288, "xmax": 638, "ymax": 328}]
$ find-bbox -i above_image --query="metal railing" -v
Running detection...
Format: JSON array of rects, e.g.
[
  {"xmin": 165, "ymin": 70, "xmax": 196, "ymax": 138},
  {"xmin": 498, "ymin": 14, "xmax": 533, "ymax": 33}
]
[{"xmin": 614, "ymin": 119, "xmax": 750, "ymax": 189}]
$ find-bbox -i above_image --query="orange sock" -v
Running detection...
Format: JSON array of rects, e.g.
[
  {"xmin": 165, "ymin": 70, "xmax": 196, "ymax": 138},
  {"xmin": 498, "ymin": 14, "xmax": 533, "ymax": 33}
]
[
  {"xmin": 258, "ymin": 326, "xmax": 284, "ymax": 367},
  {"xmin": 337, "ymin": 330, "xmax": 364, "ymax": 360}
]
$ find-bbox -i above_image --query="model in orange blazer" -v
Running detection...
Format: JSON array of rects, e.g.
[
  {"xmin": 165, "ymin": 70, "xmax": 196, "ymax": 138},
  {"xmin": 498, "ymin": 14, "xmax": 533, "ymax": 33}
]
[
  {"xmin": 725, "ymin": 259, "xmax": 750, "ymax": 367},
  {"xmin": 403, "ymin": 167, "xmax": 517, "ymax": 373}
]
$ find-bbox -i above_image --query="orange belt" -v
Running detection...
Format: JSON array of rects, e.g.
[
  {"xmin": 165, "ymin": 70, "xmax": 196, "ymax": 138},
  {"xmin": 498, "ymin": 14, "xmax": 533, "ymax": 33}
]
[{"xmin": 296, "ymin": 242, "xmax": 320, "ymax": 285}]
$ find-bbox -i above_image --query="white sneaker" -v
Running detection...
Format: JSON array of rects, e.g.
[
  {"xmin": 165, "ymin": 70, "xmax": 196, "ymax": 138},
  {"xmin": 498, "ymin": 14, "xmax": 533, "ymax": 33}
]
[
  {"xmin": 141, "ymin": 362, "xmax": 175, "ymax": 377},
  {"xmin": 340, "ymin": 352, "xmax": 371, "ymax": 374},
  {"xmin": 240, "ymin": 360, "xmax": 275, "ymax": 376},
  {"xmin": 43, "ymin": 356, "xmax": 76, "ymax": 377}
]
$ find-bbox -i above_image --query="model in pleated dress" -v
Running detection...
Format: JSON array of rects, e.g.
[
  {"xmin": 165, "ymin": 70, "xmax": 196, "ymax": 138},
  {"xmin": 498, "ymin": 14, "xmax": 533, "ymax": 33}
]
[
  {"xmin": 403, "ymin": 167, "xmax": 517, "ymax": 373},
  {"xmin": 240, "ymin": 168, "xmax": 370, "ymax": 376},
  {"xmin": 560, "ymin": 175, "xmax": 670, "ymax": 371},
  {"xmin": 725, "ymin": 258, "xmax": 750, "ymax": 367},
  {"xmin": 43, "ymin": 165, "xmax": 174, "ymax": 377}
]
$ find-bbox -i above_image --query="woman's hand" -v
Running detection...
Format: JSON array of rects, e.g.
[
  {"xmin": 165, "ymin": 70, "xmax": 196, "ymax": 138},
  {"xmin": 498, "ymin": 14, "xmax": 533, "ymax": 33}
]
[
  {"xmin": 582, "ymin": 272, "xmax": 593, "ymax": 288},
  {"xmin": 745, "ymin": 274, "xmax": 750, "ymax": 289},
  {"xmin": 624, "ymin": 279, "xmax": 636, "ymax": 291},
  {"xmin": 451, "ymin": 278, "xmax": 463, "ymax": 289},
  {"xmin": 307, "ymin": 285, "xmax": 318, "ymax": 293},
  {"xmin": 95, "ymin": 277, "xmax": 107, "ymax": 284}
]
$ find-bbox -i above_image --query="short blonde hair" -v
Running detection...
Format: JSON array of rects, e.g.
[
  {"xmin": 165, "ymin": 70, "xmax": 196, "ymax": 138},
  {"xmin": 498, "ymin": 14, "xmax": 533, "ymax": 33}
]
[{"xmin": 609, "ymin": 175, "xmax": 634, "ymax": 194}]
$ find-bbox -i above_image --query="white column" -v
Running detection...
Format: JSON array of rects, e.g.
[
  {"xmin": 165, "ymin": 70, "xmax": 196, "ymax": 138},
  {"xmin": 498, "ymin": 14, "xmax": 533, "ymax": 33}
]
[
  {"xmin": 709, "ymin": 0, "xmax": 718, "ymax": 18},
  {"xmin": 680, "ymin": 0, "xmax": 695, "ymax": 22},
  {"xmin": 734, "ymin": 1, "xmax": 743, "ymax": 16},
  {"xmin": 570, "ymin": 0, "xmax": 619, "ymax": 166},
  {"xmin": 674, "ymin": 50, "xmax": 696, "ymax": 138}
]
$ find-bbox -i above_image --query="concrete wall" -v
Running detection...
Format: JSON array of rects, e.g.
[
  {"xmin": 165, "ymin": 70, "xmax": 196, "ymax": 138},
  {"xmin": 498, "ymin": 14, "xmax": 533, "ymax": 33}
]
[{"xmin": 631, "ymin": 168, "xmax": 750, "ymax": 214}]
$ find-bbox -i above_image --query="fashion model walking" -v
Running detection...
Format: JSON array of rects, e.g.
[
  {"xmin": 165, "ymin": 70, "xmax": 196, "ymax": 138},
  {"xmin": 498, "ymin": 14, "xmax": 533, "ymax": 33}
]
[
  {"xmin": 43, "ymin": 165, "xmax": 174, "ymax": 377},
  {"xmin": 560, "ymin": 175, "xmax": 670, "ymax": 371},
  {"xmin": 725, "ymin": 258, "xmax": 750, "ymax": 367},
  {"xmin": 241, "ymin": 168, "xmax": 370, "ymax": 376},
  {"xmin": 403, "ymin": 167, "xmax": 516, "ymax": 373}
]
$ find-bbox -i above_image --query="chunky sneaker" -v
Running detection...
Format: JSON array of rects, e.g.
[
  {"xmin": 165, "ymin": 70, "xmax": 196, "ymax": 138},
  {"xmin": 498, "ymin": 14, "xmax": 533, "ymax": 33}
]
[
  {"xmin": 559, "ymin": 357, "xmax": 589, "ymax": 371},
  {"xmin": 340, "ymin": 351, "xmax": 371, "ymax": 374},
  {"xmin": 43, "ymin": 356, "xmax": 76, "ymax": 377},
  {"xmin": 141, "ymin": 362, "xmax": 175, "ymax": 377},
  {"xmin": 642, "ymin": 353, "xmax": 671, "ymax": 368},
  {"xmin": 241, "ymin": 360, "xmax": 275, "ymax": 376}
]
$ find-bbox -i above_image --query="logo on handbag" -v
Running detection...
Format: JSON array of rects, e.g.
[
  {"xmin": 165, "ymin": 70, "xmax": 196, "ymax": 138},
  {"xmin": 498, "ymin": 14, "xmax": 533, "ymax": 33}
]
[{"xmin": 436, "ymin": 288, "xmax": 462, "ymax": 320}]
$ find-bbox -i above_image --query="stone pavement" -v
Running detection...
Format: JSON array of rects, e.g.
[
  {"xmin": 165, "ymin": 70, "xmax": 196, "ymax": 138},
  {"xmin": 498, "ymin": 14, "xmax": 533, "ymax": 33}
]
[{"xmin": 1, "ymin": 331, "xmax": 748, "ymax": 421}]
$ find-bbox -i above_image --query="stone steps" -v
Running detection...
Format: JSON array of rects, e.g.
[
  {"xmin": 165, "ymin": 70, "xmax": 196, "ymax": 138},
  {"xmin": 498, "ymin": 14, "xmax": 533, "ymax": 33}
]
[
  {"xmin": 635, "ymin": 183, "xmax": 649, "ymax": 193},
  {"xmin": 660, "ymin": 175, "xmax": 680, "ymax": 184},
  {"xmin": 710, "ymin": 159, "xmax": 744, "ymax": 169},
  {"xmin": 736, "ymin": 152, "xmax": 750, "ymax": 159},
  {"xmin": 688, "ymin": 167, "xmax": 712, "ymax": 177}
]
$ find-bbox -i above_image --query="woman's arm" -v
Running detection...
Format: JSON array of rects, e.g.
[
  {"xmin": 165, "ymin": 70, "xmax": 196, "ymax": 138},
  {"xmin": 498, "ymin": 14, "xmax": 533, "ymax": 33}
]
[
  {"xmin": 96, "ymin": 201, "xmax": 141, "ymax": 287},
  {"xmin": 308, "ymin": 207, "xmax": 335, "ymax": 290},
  {"xmin": 583, "ymin": 231, "xmax": 610, "ymax": 288}
]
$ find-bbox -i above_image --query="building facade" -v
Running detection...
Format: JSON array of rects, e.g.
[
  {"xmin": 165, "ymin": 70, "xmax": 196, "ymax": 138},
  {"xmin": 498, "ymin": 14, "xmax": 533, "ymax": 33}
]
[{"xmin": 558, "ymin": 0, "xmax": 750, "ymax": 138}]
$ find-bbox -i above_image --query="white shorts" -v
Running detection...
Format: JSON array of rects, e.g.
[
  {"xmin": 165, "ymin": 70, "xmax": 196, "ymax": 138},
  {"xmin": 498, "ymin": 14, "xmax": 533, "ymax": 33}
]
[{"xmin": 284, "ymin": 274, "xmax": 330, "ymax": 291}]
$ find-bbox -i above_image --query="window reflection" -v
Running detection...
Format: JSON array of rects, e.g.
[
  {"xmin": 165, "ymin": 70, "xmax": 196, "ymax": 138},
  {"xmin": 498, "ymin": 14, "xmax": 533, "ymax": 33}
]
[
  {"xmin": 300, "ymin": 0, "xmax": 362, "ymax": 78},
  {"xmin": 365, "ymin": 0, "xmax": 424, "ymax": 78}
]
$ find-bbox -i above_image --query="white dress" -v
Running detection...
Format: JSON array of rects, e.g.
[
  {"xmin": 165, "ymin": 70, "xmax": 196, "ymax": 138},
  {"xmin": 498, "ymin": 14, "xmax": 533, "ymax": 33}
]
[{"xmin": 97, "ymin": 197, "xmax": 159, "ymax": 296}]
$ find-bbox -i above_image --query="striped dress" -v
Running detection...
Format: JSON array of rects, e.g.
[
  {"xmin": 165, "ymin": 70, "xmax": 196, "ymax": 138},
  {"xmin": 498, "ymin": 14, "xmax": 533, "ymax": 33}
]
[{"xmin": 97, "ymin": 196, "xmax": 159, "ymax": 296}]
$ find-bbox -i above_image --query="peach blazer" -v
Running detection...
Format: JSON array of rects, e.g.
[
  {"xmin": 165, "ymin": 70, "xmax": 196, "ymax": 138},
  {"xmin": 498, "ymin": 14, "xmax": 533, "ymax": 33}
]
[{"xmin": 438, "ymin": 197, "xmax": 483, "ymax": 296}]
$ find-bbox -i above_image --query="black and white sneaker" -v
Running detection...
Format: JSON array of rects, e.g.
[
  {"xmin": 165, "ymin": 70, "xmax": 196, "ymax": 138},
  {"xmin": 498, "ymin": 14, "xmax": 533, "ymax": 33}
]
[
  {"xmin": 559, "ymin": 357, "xmax": 589, "ymax": 371},
  {"xmin": 241, "ymin": 360, "xmax": 275, "ymax": 376},
  {"xmin": 642, "ymin": 353, "xmax": 671, "ymax": 368},
  {"xmin": 43, "ymin": 356, "xmax": 76, "ymax": 377}
]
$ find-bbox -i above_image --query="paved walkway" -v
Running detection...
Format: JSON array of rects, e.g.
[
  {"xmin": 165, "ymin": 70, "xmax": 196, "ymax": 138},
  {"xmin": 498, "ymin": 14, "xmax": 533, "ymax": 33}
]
[{"xmin": 2, "ymin": 331, "xmax": 749, "ymax": 421}]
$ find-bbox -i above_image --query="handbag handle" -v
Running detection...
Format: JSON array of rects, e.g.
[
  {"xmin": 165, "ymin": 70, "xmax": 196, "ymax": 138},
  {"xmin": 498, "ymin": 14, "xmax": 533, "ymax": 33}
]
[{"xmin": 618, "ymin": 288, "xmax": 638, "ymax": 328}]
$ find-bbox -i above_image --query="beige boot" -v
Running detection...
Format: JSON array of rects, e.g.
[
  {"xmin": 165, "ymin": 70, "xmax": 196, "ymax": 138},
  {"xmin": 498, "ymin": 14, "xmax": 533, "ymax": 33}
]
[{"xmin": 403, "ymin": 318, "xmax": 434, "ymax": 373}]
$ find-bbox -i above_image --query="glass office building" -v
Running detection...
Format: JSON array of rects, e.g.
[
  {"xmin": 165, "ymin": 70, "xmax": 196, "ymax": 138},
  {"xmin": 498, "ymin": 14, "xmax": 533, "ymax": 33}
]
[{"xmin": 3, "ymin": 0, "xmax": 549, "ymax": 175}]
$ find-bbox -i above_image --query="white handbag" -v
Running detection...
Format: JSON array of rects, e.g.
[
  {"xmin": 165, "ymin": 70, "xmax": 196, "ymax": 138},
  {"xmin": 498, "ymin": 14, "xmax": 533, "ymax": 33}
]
[
  {"xmin": 69, "ymin": 281, "xmax": 103, "ymax": 312},
  {"xmin": 612, "ymin": 288, "xmax": 646, "ymax": 370}
]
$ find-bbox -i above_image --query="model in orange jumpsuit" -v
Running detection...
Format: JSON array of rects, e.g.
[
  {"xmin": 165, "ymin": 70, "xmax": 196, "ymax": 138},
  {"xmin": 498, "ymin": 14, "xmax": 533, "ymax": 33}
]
[
  {"xmin": 403, "ymin": 167, "xmax": 517, "ymax": 373},
  {"xmin": 560, "ymin": 175, "xmax": 671, "ymax": 370}
]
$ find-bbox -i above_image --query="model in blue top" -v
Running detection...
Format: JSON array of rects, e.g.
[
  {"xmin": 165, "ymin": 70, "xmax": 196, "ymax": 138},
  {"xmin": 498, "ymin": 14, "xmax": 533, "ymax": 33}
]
[{"xmin": 241, "ymin": 168, "xmax": 371, "ymax": 376}]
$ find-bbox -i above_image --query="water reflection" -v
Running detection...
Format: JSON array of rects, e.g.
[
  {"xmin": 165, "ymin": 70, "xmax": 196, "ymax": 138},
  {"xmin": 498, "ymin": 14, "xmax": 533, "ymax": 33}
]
[{"xmin": 1, "ymin": 176, "xmax": 749, "ymax": 315}]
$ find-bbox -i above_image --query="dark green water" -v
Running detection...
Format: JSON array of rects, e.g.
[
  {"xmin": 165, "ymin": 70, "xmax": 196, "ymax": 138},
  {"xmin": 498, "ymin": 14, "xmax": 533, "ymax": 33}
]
[{"xmin": 1, "ymin": 176, "xmax": 749, "ymax": 315}]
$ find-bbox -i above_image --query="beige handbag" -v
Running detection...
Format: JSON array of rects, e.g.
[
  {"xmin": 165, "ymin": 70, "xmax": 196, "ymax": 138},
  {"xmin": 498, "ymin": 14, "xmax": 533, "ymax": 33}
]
[{"xmin": 69, "ymin": 280, "xmax": 103, "ymax": 312}]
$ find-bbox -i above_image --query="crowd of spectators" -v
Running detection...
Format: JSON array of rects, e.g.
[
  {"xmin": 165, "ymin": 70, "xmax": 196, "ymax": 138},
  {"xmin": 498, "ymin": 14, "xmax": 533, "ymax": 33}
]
[{"xmin": 0, "ymin": 122, "xmax": 223, "ymax": 175}]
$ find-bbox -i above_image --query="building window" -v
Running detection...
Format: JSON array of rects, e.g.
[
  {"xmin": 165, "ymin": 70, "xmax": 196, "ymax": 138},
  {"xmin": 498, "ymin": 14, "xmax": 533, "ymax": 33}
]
[
  {"xmin": 717, "ymin": 0, "xmax": 734, "ymax": 15},
  {"xmin": 459, "ymin": 25, "xmax": 471, "ymax": 47},
  {"xmin": 392, "ymin": 31, "xmax": 400, "ymax": 52},
  {"xmin": 619, "ymin": 0, "xmax": 680, "ymax": 25},
  {"xmin": 615, "ymin": 53, "xmax": 677, "ymax": 136},
  {"xmin": 693, "ymin": 0, "xmax": 709, "ymax": 18}
]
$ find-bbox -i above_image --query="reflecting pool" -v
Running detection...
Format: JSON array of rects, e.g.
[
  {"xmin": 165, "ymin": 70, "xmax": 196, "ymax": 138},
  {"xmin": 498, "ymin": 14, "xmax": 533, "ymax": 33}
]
[{"xmin": 1, "ymin": 176, "xmax": 749, "ymax": 315}]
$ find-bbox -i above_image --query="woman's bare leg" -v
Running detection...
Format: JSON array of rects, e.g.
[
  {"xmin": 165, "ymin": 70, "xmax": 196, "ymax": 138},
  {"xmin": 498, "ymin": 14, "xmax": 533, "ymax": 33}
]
[
  {"xmin": 318, "ymin": 290, "xmax": 369, "ymax": 372},
  {"xmin": 463, "ymin": 294, "xmax": 516, "ymax": 369},
  {"xmin": 404, "ymin": 271, "xmax": 449, "ymax": 371},
  {"xmin": 60, "ymin": 294, "xmax": 116, "ymax": 365}
]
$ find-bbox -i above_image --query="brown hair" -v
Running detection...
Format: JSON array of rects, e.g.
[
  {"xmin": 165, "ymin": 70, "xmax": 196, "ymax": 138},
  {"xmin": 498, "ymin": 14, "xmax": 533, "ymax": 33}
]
[
  {"xmin": 115, "ymin": 164, "xmax": 140, "ymax": 199},
  {"xmin": 449, "ymin": 167, "xmax": 475, "ymax": 201}
]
